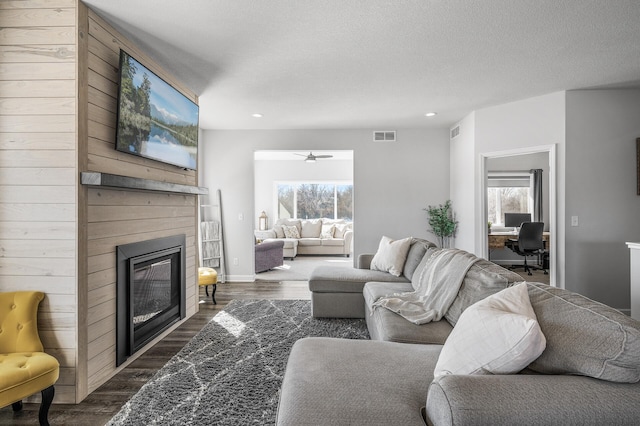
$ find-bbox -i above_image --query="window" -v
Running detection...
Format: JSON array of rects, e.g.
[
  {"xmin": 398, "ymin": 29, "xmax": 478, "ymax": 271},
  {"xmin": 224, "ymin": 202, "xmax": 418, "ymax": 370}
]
[
  {"xmin": 277, "ymin": 182, "xmax": 353, "ymax": 220},
  {"xmin": 487, "ymin": 173, "xmax": 532, "ymax": 226}
]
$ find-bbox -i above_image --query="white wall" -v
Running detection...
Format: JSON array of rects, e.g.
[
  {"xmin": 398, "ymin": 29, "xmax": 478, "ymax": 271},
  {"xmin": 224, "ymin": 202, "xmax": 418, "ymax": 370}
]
[
  {"xmin": 565, "ymin": 89, "xmax": 640, "ymax": 311},
  {"xmin": 200, "ymin": 128, "xmax": 450, "ymax": 280},
  {"xmin": 449, "ymin": 112, "xmax": 476, "ymax": 252},
  {"xmin": 254, "ymin": 156, "xmax": 353, "ymax": 228},
  {"xmin": 451, "ymin": 91, "xmax": 566, "ymax": 286}
]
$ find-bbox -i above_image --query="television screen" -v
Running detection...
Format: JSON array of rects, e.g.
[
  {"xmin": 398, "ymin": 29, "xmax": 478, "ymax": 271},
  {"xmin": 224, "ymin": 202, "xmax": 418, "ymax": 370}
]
[{"xmin": 115, "ymin": 50, "xmax": 199, "ymax": 170}]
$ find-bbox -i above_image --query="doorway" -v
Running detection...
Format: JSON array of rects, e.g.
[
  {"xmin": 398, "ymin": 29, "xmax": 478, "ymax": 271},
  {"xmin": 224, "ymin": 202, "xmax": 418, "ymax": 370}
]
[
  {"xmin": 253, "ymin": 150, "xmax": 355, "ymax": 272},
  {"xmin": 479, "ymin": 145, "xmax": 557, "ymax": 287}
]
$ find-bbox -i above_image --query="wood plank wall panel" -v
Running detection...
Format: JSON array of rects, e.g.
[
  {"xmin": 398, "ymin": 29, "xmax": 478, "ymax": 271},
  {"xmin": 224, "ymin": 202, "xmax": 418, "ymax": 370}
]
[
  {"xmin": 1, "ymin": 0, "xmax": 200, "ymax": 403},
  {"xmin": 83, "ymin": 9, "xmax": 200, "ymax": 395},
  {"xmin": 0, "ymin": 0, "xmax": 79, "ymax": 404}
]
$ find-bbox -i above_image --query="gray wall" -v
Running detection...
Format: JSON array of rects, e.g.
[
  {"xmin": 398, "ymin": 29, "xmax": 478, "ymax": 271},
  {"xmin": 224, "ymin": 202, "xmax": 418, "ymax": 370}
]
[
  {"xmin": 565, "ymin": 89, "xmax": 640, "ymax": 310},
  {"xmin": 200, "ymin": 129, "xmax": 450, "ymax": 280}
]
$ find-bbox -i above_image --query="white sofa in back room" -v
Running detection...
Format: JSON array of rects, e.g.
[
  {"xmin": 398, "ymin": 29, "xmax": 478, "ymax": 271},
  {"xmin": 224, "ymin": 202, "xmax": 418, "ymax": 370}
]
[{"xmin": 255, "ymin": 218, "xmax": 353, "ymax": 259}]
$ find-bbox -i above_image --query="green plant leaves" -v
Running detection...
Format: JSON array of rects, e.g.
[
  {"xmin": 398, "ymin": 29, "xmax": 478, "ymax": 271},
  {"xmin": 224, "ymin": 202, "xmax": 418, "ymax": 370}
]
[{"xmin": 424, "ymin": 200, "xmax": 458, "ymax": 244}]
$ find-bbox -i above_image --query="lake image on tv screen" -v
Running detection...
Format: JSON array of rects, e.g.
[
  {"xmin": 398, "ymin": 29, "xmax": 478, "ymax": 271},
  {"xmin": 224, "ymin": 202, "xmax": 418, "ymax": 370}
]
[{"xmin": 116, "ymin": 52, "xmax": 198, "ymax": 170}]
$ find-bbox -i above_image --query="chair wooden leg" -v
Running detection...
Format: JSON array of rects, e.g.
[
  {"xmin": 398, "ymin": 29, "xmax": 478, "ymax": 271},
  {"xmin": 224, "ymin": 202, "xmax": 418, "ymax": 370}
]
[
  {"xmin": 11, "ymin": 400, "xmax": 23, "ymax": 412},
  {"xmin": 39, "ymin": 385, "xmax": 54, "ymax": 426}
]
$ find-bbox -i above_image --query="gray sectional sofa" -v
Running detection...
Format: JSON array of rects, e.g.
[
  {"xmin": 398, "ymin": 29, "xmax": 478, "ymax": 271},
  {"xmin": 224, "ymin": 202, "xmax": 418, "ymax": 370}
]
[{"xmin": 277, "ymin": 239, "xmax": 640, "ymax": 425}]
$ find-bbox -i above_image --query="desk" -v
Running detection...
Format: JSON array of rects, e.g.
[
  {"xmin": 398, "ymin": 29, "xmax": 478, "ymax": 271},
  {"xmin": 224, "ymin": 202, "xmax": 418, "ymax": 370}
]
[
  {"xmin": 488, "ymin": 231, "xmax": 550, "ymax": 249},
  {"xmin": 488, "ymin": 232, "xmax": 550, "ymax": 265}
]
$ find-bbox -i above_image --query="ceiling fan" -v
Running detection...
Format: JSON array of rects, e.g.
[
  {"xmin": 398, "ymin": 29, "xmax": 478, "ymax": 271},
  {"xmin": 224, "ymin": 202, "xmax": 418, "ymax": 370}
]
[{"xmin": 295, "ymin": 152, "xmax": 333, "ymax": 162}]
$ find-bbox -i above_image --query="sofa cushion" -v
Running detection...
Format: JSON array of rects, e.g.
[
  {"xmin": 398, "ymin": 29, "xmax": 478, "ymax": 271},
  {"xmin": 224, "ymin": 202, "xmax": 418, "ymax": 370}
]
[
  {"xmin": 277, "ymin": 338, "xmax": 442, "ymax": 426},
  {"xmin": 434, "ymin": 283, "xmax": 546, "ymax": 378},
  {"xmin": 264, "ymin": 238, "xmax": 298, "ymax": 249},
  {"xmin": 364, "ymin": 282, "xmax": 453, "ymax": 344},
  {"xmin": 282, "ymin": 225, "xmax": 300, "ymax": 239},
  {"xmin": 444, "ymin": 259, "xmax": 523, "ymax": 327},
  {"xmin": 526, "ymin": 283, "xmax": 640, "ymax": 383},
  {"xmin": 370, "ymin": 236, "xmax": 412, "ymax": 277},
  {"xmin": 298, "ymin": 238, "xmax": 321, "ymax": 246},
  {"xmin": 403, "ymin": 238, "xmax": 437, "ymax": 281},
  {"xmin": 301, "ymin": 219, "xmax": 322, "ymax": 238},
  {"xmin": 309, "ymin": 266, "xmax": 408, "ymax": 293},
  {"xmin": 320, "ymin": 238, "xmax": 344, "ymax": 247}
]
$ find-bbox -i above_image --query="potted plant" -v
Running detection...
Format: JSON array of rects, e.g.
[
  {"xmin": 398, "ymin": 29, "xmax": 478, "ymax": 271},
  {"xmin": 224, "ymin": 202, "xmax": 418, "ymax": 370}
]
[{"xmin": 424, "ymin": 200, "xmax": 458, "ymax": 248}]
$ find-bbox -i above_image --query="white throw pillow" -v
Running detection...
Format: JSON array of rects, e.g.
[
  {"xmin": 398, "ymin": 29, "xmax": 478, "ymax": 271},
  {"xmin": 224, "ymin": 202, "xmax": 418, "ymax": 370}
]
[
  {"xmin": 301, "ymin": 219, "xmax": 322, "ymax": 238},
  {"xmin": 320, "ymin": 224, "xmax": 335, "ymax": 239},
  {"xmin": 370, "ymin": 236, "xmax": 412, "ymax": 277},
  {"xmin": 274, "ymin": 225, "xmax": 285, "ymax": 238},
  {"xmin": 282, "ymin": 225, "xmax": 300, "ymax": 239},
  {"xmin": 333, "ymin": 223, "xmax": 352, "ymax": 238},
  {"xmin": 434, "ymin": 282, "xmax": 546, "ymax": 378}
]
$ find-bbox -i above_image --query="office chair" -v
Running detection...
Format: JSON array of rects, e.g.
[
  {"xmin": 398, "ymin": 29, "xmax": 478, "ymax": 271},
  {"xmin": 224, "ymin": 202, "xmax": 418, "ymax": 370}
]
[{"xmin": 505, "ymin": 222, "xmax": 548, "ymax": 276}]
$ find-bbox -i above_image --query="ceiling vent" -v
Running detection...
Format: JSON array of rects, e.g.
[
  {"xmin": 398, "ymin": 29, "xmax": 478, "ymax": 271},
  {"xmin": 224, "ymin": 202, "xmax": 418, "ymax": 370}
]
[
  {"xmin": 450, "ymin": 126, "xmax": 460, "ymax": 139},
  {"xmin": 373, "ymin": 131, "xmax": 396, "ymax": 142}
]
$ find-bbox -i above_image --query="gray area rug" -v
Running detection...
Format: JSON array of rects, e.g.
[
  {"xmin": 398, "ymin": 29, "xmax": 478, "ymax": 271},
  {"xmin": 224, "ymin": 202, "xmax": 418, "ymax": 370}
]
[
  {"xmin": 107, "ymin": 299, "xmax": 369, "ymax": 425},
  {"xmin": 255, "ymin": 255, "xmax": 354, "ymax": 281}
]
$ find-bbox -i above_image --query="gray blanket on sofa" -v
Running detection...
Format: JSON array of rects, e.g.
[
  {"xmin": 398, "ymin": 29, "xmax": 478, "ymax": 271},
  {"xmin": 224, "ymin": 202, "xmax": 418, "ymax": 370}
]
[{"xmin": 372, "ymin": 249, "xmax": 480, "ymax": 324}]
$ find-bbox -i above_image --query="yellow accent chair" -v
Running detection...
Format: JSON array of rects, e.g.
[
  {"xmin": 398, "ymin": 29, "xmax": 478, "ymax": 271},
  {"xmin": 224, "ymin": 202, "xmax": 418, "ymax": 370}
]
[{"xmin": 0, "ymin": 291, "xmax": 60, "ymax": 426}]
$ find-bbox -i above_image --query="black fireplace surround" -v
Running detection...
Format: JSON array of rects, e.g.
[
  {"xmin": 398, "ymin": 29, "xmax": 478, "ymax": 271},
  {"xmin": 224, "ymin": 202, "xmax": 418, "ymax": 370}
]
[{"xmin": 116, "ymin": 235, "xmax": 186, "ymax": 366}]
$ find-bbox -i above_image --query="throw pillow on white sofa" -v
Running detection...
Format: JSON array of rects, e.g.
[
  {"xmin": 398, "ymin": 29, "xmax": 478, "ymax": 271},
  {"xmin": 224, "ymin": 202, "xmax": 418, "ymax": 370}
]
[
  {"xmin": 320, "ymin": 224, "xmax": 335, "ymax": 239},
  {"xmin": 301, "ymin": 219, "xmax": 322, "ymax": 238},
  {"xmin": 333, "ymin": 223, "xmax": 352, "ymax": 238},
  {"xmin": 282, "ymin": 225, "xmax": 300, "ymax": 239},
  {"xmin": 434, "ymin": 282, "xmax": 546, "ymax": 377}
]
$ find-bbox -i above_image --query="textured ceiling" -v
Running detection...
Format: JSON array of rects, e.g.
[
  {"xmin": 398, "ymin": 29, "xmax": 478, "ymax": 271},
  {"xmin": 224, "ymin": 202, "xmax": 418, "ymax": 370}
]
[{"xmin": 83, "ymin": 0, "xmax": 640, "ymax": 130}]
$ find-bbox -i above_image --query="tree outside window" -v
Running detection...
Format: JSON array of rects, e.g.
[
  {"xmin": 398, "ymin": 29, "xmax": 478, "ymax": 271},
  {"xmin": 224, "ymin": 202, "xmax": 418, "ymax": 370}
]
[
  {"xmin": 277, "ymin": 182, "xmax": 353, "ymax": 220},
  {"xmin": 487, "ymin": 187, "xmax": 530, "ymax": 225},
  {"xmin": 277, "ymin": 185, "xmax": 294, "ymax": 219},
  {"xmin": 336, "ymin": 185, "xmax": 353, "ymax": 221}
]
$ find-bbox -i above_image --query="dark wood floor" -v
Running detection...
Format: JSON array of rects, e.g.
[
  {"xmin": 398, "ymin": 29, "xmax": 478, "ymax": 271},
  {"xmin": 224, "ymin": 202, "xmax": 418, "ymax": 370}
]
[{"xmin": 0, "ymin": 281, "xmax": 310, "ymax": 426}]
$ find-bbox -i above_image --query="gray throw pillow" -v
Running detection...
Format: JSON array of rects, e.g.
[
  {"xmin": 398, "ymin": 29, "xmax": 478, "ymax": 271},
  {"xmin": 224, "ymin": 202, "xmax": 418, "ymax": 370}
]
[
  {"xmin": 526, "ymin": 283, "xmax": 640, "ymax": 383},
  {"xmin": 444, "ymin": 259, "xmax": 523, "ymax": 327},
  {"xmin": 403, "ymin": 238, "xmax": 437, "ymax": 281}
]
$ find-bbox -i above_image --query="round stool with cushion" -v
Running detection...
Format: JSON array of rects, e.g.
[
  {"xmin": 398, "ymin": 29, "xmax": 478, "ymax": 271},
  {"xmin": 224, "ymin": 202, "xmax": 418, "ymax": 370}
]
[{"xmin": 198, "ymin": 267, "xmax": 219, "ymax": 304}]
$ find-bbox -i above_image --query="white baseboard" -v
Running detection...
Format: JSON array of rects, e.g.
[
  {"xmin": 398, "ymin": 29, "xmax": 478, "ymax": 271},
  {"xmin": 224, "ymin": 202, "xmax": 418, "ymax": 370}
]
[{"xmin": 224, "ymin": 274, "xmax": 256, "ymax": 282}]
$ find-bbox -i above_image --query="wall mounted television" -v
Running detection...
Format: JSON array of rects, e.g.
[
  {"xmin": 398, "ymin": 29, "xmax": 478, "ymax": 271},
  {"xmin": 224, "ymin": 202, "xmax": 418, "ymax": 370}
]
[{"xmin": 115, "ymin": 50, "xmax": 199, "ymax": 170}]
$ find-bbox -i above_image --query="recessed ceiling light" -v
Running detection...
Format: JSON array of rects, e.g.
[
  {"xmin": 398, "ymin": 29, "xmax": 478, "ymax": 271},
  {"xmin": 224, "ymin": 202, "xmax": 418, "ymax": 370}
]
[
  {"xmin": 252, "ymin": 113, "xmax": 263, "ymax": 118},
  {"xmin": 425, "ymin": 112, "xmax": 437, "ymax": 117}
]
